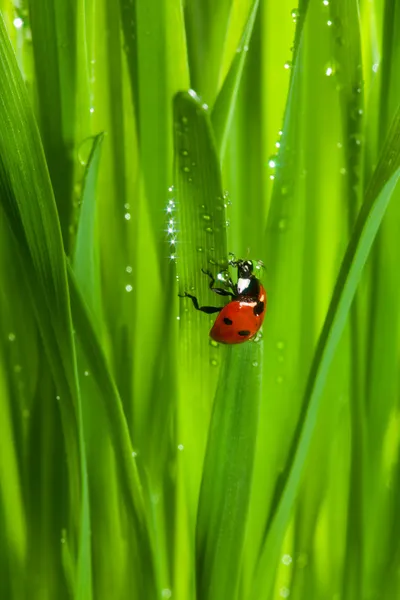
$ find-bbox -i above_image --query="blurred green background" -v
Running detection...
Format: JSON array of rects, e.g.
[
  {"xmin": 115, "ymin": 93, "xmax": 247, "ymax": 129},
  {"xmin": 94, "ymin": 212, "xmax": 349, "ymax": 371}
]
[{"xmin": 1, "ymin": 0, "xmax": 400, "ymax": 599}]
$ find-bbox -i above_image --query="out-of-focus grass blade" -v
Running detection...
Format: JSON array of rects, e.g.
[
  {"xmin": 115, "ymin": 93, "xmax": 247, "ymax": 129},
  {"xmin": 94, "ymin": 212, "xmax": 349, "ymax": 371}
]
[
  {"xmin": 196, "ymin": 342, "xmax": 262, "ymax": 600},
  {"xmin": 251, "ymin": 106, "xmax": 400, "ymax": 599},
  {"xmin": 211, "ymin": 0, "xmax": 259, "ymax": 159},
  {"xmin": 73, "ymin": 132, "xmax": 104, "ymax": 322},
  {"xmin": 28, "ymin": 0, "xmax": 78, "ymax": 246},
  {"xmin": 67, "ymin": 264, "xmax": 157, "ymax": 597},
  {"xmin": 120, "ymin": 0, "xmax": 189, "ymax": 263},
  {"xmin": 0, "ymin": 12, "xmax": 91, "ymax": 597}
]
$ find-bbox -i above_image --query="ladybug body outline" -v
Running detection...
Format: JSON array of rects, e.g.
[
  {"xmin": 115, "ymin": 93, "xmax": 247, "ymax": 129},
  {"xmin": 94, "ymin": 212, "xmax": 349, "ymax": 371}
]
[{"xmin": 179, "ymin": 259, "xmax": 266, "ymax": 344}]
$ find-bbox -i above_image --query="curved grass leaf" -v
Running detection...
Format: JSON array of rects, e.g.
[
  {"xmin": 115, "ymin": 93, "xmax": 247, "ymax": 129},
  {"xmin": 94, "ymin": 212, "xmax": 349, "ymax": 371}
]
[
  {"xmin": 73, "ymin": 132, "xmax": 104, "ymax": 322},
  {"xmin": 211, "ymin": 0, "xmax": 259, "ymax": 159},
  {"xmin": 0, "ymin": 13, "xmax": 91, "ymax": 598},
  {"xmin": 196, "ymin": 342, "xmax": 262, "ymax": 600},
  {"xmin": 251, "ymin": 105, "xmax": 400, "ymax": 599}
]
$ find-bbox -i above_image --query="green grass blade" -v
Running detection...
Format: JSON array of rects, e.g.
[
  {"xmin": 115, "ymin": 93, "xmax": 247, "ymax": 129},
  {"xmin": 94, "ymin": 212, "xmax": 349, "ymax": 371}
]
[
  {"xmin": 211, "ymin": 0, "xmax": 259, "ymax": 159},
  {"xmin": 28, "ymin": 0, "xmax": 77, "ymax": 246},
  {"xmin": 252, "ymin": 106, "xmax": 400, "ymax": 598},
  {"xmin": 173, "ymin": 90, "xmax": 228, "ymax": 598},
  {"xmin": 0, "ymin": 12, "xmax": 92, "ymax": 597},
  {"xmin": 73, "ymin": 132, "xmax": 104, "ymax": 322},
  {"xmin": 196, "ymin": 342, "xmax": 262, "ymax": 600}
]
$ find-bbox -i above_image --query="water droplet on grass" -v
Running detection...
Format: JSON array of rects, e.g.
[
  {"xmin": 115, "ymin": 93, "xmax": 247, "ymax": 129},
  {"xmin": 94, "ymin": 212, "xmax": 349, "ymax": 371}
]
[
  {"xmin": 202, "ymin": 214, "xmax": 211, "ymax": 221},
  {"xmin": 77, "ymin": 137, "xmax": 94, "ymax": 166},
  {"xmin": 210, "ymin": 358, "xmax": 218, "ymax": 367},
  {"xmin": 209, "ymin": 339, "xmax": 219, "ymax": 347},
  {"xmin": 291, "ymin": 8, "xmax": 300, "ymax": 22},
  {"xmin": 284, "ymin": 61, "xmax": 292, "ymax": 70},
  {"xmin": 8, "ymin": 333, "xmax": 16, "ymax": 342}
]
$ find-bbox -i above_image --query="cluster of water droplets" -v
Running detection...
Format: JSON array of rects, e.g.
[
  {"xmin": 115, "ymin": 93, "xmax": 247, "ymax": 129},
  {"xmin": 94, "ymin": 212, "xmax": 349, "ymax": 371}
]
[{"xmin": 166, "ymin": 185, "xmax": 177, "ymax": 262}]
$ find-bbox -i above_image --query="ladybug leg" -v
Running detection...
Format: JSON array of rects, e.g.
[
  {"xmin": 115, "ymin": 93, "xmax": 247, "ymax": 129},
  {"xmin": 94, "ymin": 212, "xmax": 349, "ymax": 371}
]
[
  {"xmin": 201, "ymin": 269, "xmax": 235, "ymax": 297},
  {"xmin": 179, "ymin": 292, "xmax": 222, "ymax": 314}
]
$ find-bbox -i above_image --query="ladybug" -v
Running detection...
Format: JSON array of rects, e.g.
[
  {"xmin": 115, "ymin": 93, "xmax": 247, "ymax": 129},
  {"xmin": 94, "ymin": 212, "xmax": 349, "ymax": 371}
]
[{"xmin": 179, "ymin": 259, "xmax": 266, "ymax": 344}]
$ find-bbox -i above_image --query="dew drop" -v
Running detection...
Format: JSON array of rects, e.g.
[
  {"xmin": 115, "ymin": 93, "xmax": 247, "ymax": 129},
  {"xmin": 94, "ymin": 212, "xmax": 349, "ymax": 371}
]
[
  {"xmin": 181, "ymin": 149, "xmax": 188, "ymax": 156},
  {"xmin": 197, "ymin": 246, "xmax": 204, "ymax": 252},
  {"xmin": 202, "ymin": 214, "xmax": 211, "ymax": 221},
  {"xmin": 13, "ymin": 17, "xmax": 24, "ymax": 29},
  {"xmin": 84, "ymin": 370, "xmax": 89, "ymax": 377},
  {"xmin": 183, "ymin": 166, "xmax": 190, "ymax": 173},
  {"xmin": 132, "ymin": 451, "xmax": 137, "ymax": 458},
  {"xmin": 323, "ymin": 0, "xmax": 329, "ymax": 5},
  {"xmin": 282, "ymin": 554, "xmax": 293, "ymax": 565},
  {"xmin": 125, "ymin": 284, "xmax": 133, "ymax": 292},
  {"xmin": 177, "ymin": 444, "xmax": 184, "ymax": 451},
  {"xmin": 291, "ymin": 8, "xmax": 300, "ymax": 22},
  {"xmin": 161, "ymin": 590, "xmax": 172, "ymax": 599},
  {"xmin": 327, "ymin": 19, "xmax": 333, "ymax": 26},
  {"xmin": 268, "ymin": 155, "xmax": 278, "ymax": 168},
  {"xmin": 280, "ymin": 587, "xmax": 290, "ymax": 598},
  {"xmin": 77, "ymin": 137, "xmax": 94, "ymax": 166},
  {"xmin": 209, "ymin": 339, "xmax": 219, "ymax": 348},
  {"xmin": 284, "ymin": 61, "xmax": 292, "ymax": 70},
  {"xmin": 205, "ymin": 226, "xmax": 213, "ymax": 234},
  {"xmin": 168, "ymin": 185, "xmax": 174, "ymax": 192},
  {"xmin": 325, "ymin": 65, "xmax": 334, "ymax": 77},
  {"xmin": 8, "ymin": 333, "xmax": 16, "ymax": 342},
  {"xmin": 181, "ymin": 116, "xmax": 188, "ymax": 125},
  {"xmin": 210, "ymin": 358, "xmax": 219, "ymax": 367},
  {"xmin": 56, "ymin": 395, "xmax": 60, "ymax": 401},
  {"xmin": 252, "ymin": 361, "xmax": 259, "ymax": 367},
  {"xmin": 126, "ymin": 265, "xmax": 133, "ymax": 273},
  {"xmin": 276, "ymin": 340, "xmax": 285, "ymax": 350},
  {"xmin": 125, "ymin": 213, "xmax": 131, "ymax": 220},
  {"xmin": 372, "ymin": 62, "xmax": 379, "ymax": 73}
]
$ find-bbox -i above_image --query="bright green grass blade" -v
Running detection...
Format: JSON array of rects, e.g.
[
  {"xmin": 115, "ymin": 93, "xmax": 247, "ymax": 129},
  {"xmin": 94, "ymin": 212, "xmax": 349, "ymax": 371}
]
[
  {"xmin": 196, "ymin": 342, "xmax": 262, "ymax": 600},
  {"xmin": 119, "ymin": 0, "xmax": 189, "ymax": 264},
  {"xmin": 73, "ymin": 132, "xmax": 104, "ymax": 322},
  {"xmin": 174, "ymin": 90, "xmax": 228, "ymax": 599},
  {"xmin": 211, "ymin": 0, "xmax": 259, "ymax": 159},
  {"xmin": 67, "ymin": 264, "xmax": 157, "ymax": 596},
  {"xmin": 0, "ymin": 12, "xmax": 92, "ymax": 597},
  {"xmin": 251, "ymin": 106, "xmax": 400, "ymax": 598}
]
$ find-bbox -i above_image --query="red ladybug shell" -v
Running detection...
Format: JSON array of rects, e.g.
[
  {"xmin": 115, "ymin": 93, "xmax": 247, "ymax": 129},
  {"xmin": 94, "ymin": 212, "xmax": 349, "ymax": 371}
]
[{"xmin": 210, "ymin": 284, "xmax": 267, "ymax": 344}]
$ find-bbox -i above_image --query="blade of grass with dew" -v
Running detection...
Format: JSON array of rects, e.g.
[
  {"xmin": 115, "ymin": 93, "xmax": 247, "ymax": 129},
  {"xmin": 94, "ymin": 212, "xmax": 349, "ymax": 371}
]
[
  {"xmin": 211, "ymin": 0, "xmax": 259, "ymax": 159},
  {"xmin": 73, "ymin": 132, "xmax": 104, "ymax": 322},
  {"xmin": 251, "ymin": 105, "xmax": 400, "ymax": 598},
  {"xmin": 234, "ymin": 4, "xmax": 342, "ymax": 589},
  {"xmin": 0, "ymin": 12, "xmax": 92, "ymax": 598},
  {"xmin": 196, "ymin": 342, "xmax": 262, "ymax": 600},
  {"xmin": 328, "ymin": 2, "xmax": 367, "ymax": 597},
  {"xmin": 174, "ymin": 90, "xmax": 228, "ymax": 599},
  {"xmin": 119, "ymin": 0, "xmax": 189, "ymax": 261},
  {"xmin": 67, "ymin": 263, "xmax": 158, "ymax": 598}
]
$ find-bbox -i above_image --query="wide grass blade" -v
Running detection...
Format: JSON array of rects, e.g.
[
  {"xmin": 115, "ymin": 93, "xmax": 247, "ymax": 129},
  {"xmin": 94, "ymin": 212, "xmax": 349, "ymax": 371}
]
[
  {"xmin": 0, "ymin": 12, "xmax": 91, "ymax": 597},
  {"xmin": 252, "ymin": 105, "xmax": 400, "ymax": 598},
  {"xmin": 196, "ymin": 342, "xmax": 262, "ymax": 600}
]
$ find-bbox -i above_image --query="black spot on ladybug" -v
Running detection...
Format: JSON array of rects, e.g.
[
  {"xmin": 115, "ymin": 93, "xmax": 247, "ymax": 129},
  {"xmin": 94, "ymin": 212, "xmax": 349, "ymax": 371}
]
[
  {"xmin": 224, "ymin": 317, "xmax": 233, "ymax": 325},
  {"xmin": 238, "ymin": 330, "xmax": 251, "ymax": 337},
  {"xmin": 254, "ymin": 301, "xmax": 264, "ymax": 316}
]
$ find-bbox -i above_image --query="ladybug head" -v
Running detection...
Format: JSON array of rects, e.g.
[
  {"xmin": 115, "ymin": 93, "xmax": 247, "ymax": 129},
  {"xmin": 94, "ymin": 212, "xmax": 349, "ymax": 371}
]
[{"xmin": 237, "ymin": 260, "xmax": 254, "ymax": 278}]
